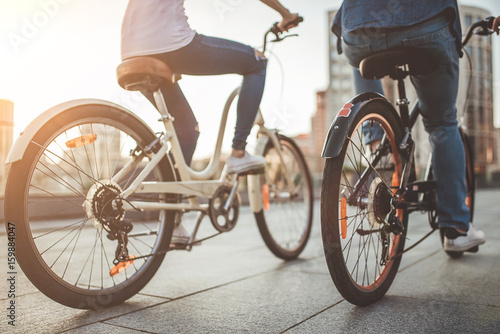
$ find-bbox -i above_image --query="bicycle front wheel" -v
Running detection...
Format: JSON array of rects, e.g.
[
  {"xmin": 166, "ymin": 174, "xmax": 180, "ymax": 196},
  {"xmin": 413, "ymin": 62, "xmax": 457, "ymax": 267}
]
[
  {"xmin": 254, "ymin": 135, "xmax": 313, "ymax": 260},
  {"xmin": 4, "ymin": 104, "xmax": 176, "ymax": 309},
  {"xmin": 321, "ymin": 103, "xmax": 406, "ymax": 306}
]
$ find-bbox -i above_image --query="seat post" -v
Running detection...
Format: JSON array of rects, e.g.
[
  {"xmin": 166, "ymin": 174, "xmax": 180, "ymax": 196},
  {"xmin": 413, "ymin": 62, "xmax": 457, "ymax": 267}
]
[
  {"xmin": 393, "ymin": 68, "xmax": 410, "ymax": 128},
  {"xmin": 153, "ymin": 90, "xmax": 173, "ymax": 121}
]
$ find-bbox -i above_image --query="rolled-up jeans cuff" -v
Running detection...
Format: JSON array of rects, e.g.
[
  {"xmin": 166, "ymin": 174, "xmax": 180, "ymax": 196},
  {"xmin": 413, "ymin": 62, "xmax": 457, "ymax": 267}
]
[
  {"xmin": 438, "ymin": 221, "xmax": 469, "ymax": 231},
  {"xmin": 232, "ymin": 140, "xmax": 246, "ymax": 151}
]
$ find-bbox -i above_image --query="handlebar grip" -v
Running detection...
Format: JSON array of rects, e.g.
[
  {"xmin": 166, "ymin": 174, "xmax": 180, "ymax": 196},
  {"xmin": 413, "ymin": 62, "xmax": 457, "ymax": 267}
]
[
  {"xmin": 270, "ymin": 16, "xmax": 304, "ymax": 35},
  {"xmin": 287, "ymin": 16, "xmax": 304, "ymax": 28},
  {"xmin": 486, "ymin": 16, "xmax": 495, "ymax": 30}
]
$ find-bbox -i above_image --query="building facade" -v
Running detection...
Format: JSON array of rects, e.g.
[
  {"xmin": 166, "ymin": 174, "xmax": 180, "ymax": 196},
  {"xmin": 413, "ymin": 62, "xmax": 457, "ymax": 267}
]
[
  {"xmin": 458, "ymin": 5, "xmax": 497, "ymax": 178},
  {"xmin": 0, "ymin": 99, "xmax": 14, "ymax": 195},
  {"xmin": 310, "ymin": 6, "xmax": 497, "ymax": 181}
]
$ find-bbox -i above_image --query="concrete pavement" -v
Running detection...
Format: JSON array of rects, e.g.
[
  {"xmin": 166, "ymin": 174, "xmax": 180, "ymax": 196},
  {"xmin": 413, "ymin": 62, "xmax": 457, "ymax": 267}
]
[{"xmin": 1, "ymin": 188, "xmax": 499, "ymax": 333}]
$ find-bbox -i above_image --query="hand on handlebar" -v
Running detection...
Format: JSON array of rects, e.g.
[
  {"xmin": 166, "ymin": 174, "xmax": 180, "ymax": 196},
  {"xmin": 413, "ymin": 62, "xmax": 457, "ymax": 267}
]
[
  {"xmin": 263, "ymin": 16, "xmax": 302, "ymax": 53},
  {"xmin": 278, "ymin": 13, "xmax": 301, "ymax": 32}
]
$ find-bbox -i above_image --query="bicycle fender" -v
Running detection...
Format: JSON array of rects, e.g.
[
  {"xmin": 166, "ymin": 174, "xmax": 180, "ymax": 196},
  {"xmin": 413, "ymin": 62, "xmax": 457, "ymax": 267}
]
[
  {"xmin": 6, "ymin": 99, "xmax": 151, "ymax": 164},
  {"xmin": 321, "ymin": 92, "xmax": 398, "ymax": 159}
]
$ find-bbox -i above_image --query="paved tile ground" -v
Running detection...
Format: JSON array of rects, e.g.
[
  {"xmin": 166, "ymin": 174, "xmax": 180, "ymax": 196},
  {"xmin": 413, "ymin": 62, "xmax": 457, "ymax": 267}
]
[{"xmin": 1, "ymin": 189, "xmax": 499, "ymax": 333}]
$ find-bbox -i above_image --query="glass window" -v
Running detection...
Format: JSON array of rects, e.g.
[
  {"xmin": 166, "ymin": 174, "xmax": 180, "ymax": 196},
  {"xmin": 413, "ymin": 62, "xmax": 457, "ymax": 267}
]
[
  {"xmin": 476, "ymin": 47, "xmax": 483, "ymax": 71},
  {"xmin": 465, "ymin": 14, "xmax": 472, "ymax": 28},
  {"xmin": 485, "ymin": 49, "xmax": 492, "ymax": 73},
  {"xmin": 331, "ymin": 63, "xmax": 340, "ymax": 74},
  {"xmin": 343, "ymin": 64, "xmax": 352, "ymax": 74},
  {"xmin": 342, "ymin": 79, "xmax": 351, "ymax": 89},
  {"xmin": 331, "ymin": 78, "xmax": 340, "ymax": 90}
]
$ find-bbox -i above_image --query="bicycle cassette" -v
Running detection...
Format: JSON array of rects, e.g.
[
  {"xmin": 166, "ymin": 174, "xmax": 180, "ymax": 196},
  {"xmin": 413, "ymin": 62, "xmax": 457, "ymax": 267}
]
[
  {"xmin": 84, "ymin": 180, "xmax": 124, "ymax": 230},
  {"xmin": 367, "ymin": 177, "xmax": 392, "ymax": 228},
  {"xmin": 208, "ymin": 186, "xmax": 240, "ymax": 232}
]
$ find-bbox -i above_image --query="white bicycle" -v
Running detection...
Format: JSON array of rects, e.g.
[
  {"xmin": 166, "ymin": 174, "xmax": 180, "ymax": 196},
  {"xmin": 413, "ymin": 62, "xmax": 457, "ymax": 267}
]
[{"xmin": 3, "ymin": 19, "xmax": 312, "ymax": 309}]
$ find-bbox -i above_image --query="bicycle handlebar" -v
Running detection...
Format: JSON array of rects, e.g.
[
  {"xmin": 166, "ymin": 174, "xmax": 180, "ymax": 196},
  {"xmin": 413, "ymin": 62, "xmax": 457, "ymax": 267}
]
[
  {"xmin": 262, "ymin": 16, "xmax": 303, "ymax": 53},
  {"xmin": 462, "ymin": 16, "xmax": 495, "ymax": 48}
]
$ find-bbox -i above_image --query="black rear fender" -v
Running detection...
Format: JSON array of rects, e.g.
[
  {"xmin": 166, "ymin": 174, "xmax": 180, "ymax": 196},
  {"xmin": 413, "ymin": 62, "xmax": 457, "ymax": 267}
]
[{"xmin": 321, "ymin": 92, "xmax": 400, "ymax": 159}]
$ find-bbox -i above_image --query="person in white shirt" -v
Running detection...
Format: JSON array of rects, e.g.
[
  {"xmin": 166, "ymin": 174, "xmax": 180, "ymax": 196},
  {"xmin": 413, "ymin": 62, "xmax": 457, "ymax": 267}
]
[{"xmin": 121, "ymin": 0, "xmax": 300, "ymax": 173}]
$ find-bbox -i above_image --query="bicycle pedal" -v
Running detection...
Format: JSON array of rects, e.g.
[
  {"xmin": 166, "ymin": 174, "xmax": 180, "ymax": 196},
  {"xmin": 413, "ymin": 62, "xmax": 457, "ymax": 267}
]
[
  {"xmin": 237, "ymin": 167, "xmax": 265, "ymax": 176},
  {"xmin": 406, "ymin": 180, "xmax": 437, "ymax": 193},
  {"xmin": 465, "ymin": 245, "xmax": 479, "ymax": 253},
  {"xmin": 169, "ymin": 240, "xmax": 202, "ymax": 250},
  {"xmin": 169, "ymin": 243, "xmax": 189, "ymax": 250}
]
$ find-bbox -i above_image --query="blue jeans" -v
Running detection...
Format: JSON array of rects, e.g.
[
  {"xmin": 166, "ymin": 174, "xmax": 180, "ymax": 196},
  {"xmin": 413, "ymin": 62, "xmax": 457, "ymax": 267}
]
[
  {"xmin": 342, "ymin": 14, "xmax": 470, "ymax": 230},
  {"xmin": 144, "ymin": 34, "xmax": 267, "ymax": 165}
]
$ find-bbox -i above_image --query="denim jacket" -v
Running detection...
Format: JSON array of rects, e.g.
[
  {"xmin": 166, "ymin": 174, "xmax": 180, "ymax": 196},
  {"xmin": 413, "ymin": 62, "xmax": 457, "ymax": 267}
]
[{"xmin": 332, "ymin": 0, "xmax": 462, "ymax": 55}]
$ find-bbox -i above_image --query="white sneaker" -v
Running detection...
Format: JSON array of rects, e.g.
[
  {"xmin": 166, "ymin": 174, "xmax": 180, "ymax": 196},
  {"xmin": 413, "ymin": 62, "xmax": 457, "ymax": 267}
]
[
  {"xmin": 226, "ymin": 151, "xmax": 266, "ymax": 174},
  {"xmin": 443, "ymin": 223, "xmax": 486, "ymax": 252},
  {"xmin": 171, "ymin": 224, "xmax": 190, "ymax": 245}
]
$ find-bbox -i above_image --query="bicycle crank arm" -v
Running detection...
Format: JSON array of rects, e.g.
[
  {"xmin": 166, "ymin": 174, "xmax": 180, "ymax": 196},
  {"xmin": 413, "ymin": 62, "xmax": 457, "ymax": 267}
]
[{"xmin": 224, "ymin": 177, "xmax": 240, "ymax": 211}]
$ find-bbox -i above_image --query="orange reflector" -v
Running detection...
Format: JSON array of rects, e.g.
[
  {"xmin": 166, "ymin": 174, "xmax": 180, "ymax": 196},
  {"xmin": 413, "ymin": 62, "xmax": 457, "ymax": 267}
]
[
  {"xmin": 263, "ymin": 184, "xmax": 270, "ymax": 211},
  {"xmin": 109, "ymin": 255, "xmax": 135, "ymax": 277},
  {"xmin": 392, "ymin": 171, "xmax": 400, "ymax": 188},
  {"xmin": 65, "ymin": 134, "xmax": 97, "ymax": 149},
  {"xmin": 341, "ymin": 197, "xmax": 347, "ymax": 239}
]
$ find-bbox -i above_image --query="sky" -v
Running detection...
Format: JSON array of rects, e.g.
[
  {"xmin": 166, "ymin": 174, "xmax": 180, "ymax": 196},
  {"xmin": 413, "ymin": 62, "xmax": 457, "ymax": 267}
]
[{"xmin": 1, "ymin": 0, "xmax": 499, "ymax": 159}]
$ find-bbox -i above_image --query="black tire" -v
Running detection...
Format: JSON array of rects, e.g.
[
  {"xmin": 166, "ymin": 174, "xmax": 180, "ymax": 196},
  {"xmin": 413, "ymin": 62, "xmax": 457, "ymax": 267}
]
[
  {"xmin": 439, "ymin": 128, "xmax": 475, "ymax": 259},
  {"xmin": 254, "ymin": 135, "xmax": 313, "ymax": 260},
  {"xmin": 4, "ymin": 104, "xmax": 176, "ymax": 309},
  {"xmin": 321, "ymin": 103, "xmax": 407, "ymax": 306}
]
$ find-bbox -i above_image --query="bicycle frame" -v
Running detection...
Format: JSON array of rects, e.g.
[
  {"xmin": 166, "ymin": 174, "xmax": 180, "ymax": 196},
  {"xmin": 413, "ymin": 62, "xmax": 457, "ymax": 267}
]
[{"xmin": 115, "ymin": 86, "xmax": 297, "ymax": 214}]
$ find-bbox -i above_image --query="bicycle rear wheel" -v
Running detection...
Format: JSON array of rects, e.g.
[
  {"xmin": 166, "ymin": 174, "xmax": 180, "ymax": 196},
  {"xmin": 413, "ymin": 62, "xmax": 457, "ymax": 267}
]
[
  {"xmin": 321, "ymin": 103, "xmax": 406, "ymax": 306},
  {"xmin": 254, "ymin": 135, "xmax": 313, "ymax": 260},
  {"xmin": 4, "ymin": 104, "xmax": 176, "ymax": 309}
]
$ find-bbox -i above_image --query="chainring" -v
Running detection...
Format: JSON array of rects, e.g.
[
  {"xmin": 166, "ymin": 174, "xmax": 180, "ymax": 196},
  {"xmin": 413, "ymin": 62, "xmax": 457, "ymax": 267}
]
[{"xmin": 208, "ymin": 186, "xmax": 240, "ymax": 232}]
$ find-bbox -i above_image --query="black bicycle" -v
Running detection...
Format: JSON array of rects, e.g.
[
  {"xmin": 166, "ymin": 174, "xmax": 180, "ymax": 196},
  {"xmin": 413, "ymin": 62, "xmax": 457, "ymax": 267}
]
[{"xmin": 320, "ymin": 17, "xmax": 494, "ymax": 306}]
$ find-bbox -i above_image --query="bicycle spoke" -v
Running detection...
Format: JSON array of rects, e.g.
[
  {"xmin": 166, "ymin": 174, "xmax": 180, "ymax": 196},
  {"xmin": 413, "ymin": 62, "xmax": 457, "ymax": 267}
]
[
  {"xmin": 40, "ymin": 219, "xmax": 88, "ymax": 256},
  {"xmin": 61, "ymin": 222, "xmax": 86, "ymax": 279},
  {"xmin": 49, "ymin": 221, "xmax": 86, "ymax": 270}
]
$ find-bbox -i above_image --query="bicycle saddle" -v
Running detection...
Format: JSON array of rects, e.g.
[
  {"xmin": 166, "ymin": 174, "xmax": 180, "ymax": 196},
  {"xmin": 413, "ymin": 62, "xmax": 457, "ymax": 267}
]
[
  {"xmin": 359, "ymin": 48, "xmax": 438, "ymax": 80},
  {"xmin": 116, "ymin": 56, "xmax": 181, "ymax": 91}
]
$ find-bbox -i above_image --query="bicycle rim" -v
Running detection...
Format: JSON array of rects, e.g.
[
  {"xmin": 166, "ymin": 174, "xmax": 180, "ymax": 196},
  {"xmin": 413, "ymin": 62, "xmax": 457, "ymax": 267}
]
[
  {"xmin": 322, "ymin": 110, "xmax": 406, "ymax": 305},
  {"xmin": 6, "ymin": 112, "xmax": 174, "ymax": 308},
  {"xmin": 255, "ymin": 135, "xmax": 313, "ymax": 260}
]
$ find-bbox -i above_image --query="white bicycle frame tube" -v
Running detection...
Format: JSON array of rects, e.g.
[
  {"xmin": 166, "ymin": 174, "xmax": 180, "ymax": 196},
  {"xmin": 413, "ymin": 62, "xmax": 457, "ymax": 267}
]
[{"xmin": 111, "ymin": 87, "xmax": 297, "ymax": 213}]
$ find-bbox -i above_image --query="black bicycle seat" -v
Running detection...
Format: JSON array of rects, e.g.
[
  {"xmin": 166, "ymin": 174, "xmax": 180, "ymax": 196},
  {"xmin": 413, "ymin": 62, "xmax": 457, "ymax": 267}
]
[
  {"xmin": 359, "ymin": 48, "xmax": 438, "ymax": 80},
  {"xmin": 117, "ymin": 56, "xmax": 181, "ymax": 91}
]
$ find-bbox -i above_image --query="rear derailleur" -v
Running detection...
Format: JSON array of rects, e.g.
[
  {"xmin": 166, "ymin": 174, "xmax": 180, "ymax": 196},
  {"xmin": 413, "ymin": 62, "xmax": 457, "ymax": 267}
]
[
  {"xmin": 106, "ymin": 218, "xmax": 134, "ymax": 265},
  {"xmin": 380, "ymin": 211, "xmax": 404, "ymax": 266}
]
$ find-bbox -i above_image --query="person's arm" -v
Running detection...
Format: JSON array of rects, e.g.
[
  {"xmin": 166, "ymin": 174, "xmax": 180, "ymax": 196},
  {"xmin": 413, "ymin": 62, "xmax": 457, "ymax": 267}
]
[
  {"xmin": 493, "ymin": 16, "xmax": 500, "ymax": 35},
  {"xmin": 258, "ymin": 0, "xmax": 300, "ymax": 31}
]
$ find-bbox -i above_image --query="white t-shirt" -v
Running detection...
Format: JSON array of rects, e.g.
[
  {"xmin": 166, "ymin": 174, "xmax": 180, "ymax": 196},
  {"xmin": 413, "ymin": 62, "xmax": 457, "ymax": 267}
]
[{"xmin": 121, "ymin": 0, "xmax": 196, "ymax": 60}]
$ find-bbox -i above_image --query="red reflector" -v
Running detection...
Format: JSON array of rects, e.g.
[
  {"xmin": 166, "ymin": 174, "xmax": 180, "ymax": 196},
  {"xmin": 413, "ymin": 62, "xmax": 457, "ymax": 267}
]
[{"xmin": 338, "ymin": 103, "xmax": 353, "ymax": 117}]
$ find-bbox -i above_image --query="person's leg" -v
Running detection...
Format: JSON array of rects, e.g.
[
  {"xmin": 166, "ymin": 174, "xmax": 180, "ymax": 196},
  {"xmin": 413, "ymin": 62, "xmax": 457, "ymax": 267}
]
[
  {"xmin": 353, "ymin": 67, "xmax": 384, "ymax": 95},
  {"xmin": 383, "ymin": 15, "xmax": 470, "ymax": 229},
  {"xmin": 141, "ymin": 82, "xmax": 199, "ymax": 166},
  {"xmin": 158, "ymin": 34, "xmax": 267, "ymax": 154},
  {"xmin": 413, "ymin": 50, "xmax": 485, "ymax": 250},
  {"xmin": 410, "ymin": 52, "xmax": 470, "ymax": 230},
  {"xmin": 352, "ymin": 68, "xmax": 386, "ymax": 147}
]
